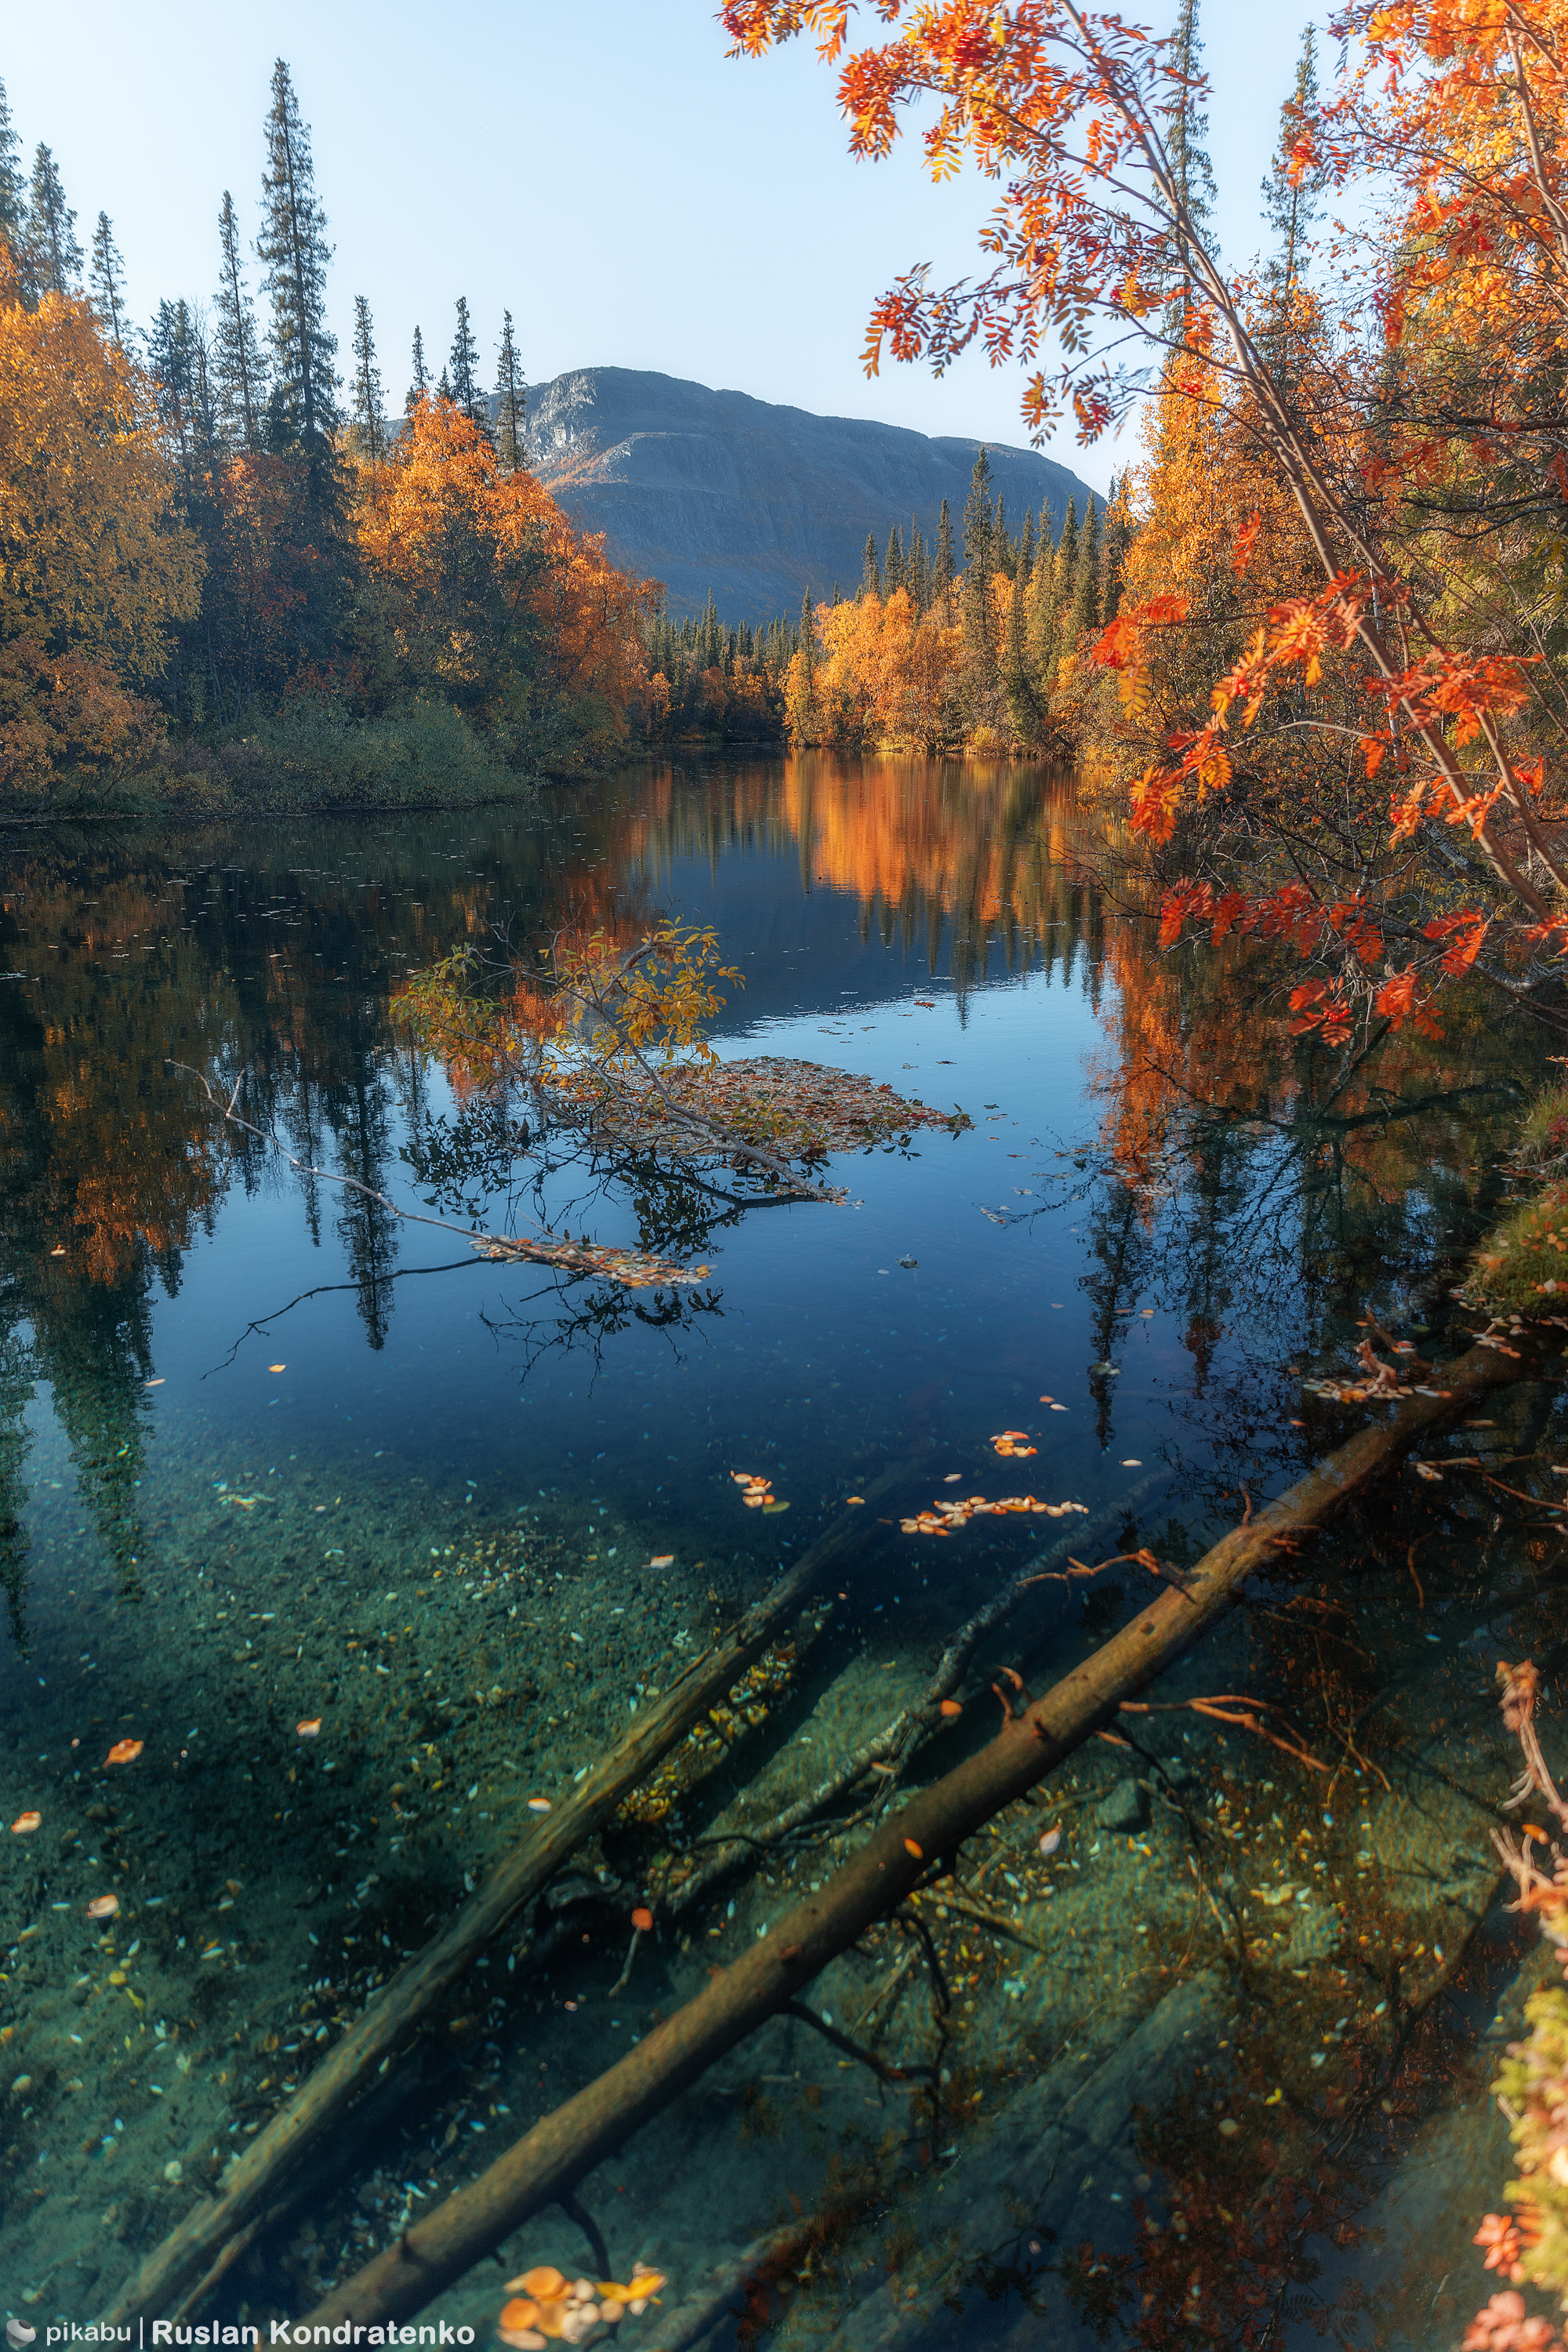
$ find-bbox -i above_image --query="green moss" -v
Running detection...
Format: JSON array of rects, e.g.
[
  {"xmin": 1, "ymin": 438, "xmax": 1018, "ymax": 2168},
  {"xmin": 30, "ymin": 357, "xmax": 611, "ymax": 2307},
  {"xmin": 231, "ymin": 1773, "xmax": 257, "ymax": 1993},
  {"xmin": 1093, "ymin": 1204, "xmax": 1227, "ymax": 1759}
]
[
  {"xmin": 1463, "ymin": 1183, "xmax": 1568, "ymax": 1316},
  {"xmin": 1497, "ymin": 1979, "xmax": 1568, "ymax": 2296}
]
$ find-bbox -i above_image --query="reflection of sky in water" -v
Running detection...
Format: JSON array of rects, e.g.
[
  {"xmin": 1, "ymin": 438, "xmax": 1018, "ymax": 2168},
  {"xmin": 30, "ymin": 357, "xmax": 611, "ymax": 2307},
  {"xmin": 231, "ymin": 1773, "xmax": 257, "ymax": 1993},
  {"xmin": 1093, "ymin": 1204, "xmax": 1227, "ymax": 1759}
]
[
  {"xmin": 0, "ymin": 760, "xmax": 1531, "ymax": 1637},
  {"xmin": 0, "ymin": 763, "xmax": 1549, "ymax": 2350}
]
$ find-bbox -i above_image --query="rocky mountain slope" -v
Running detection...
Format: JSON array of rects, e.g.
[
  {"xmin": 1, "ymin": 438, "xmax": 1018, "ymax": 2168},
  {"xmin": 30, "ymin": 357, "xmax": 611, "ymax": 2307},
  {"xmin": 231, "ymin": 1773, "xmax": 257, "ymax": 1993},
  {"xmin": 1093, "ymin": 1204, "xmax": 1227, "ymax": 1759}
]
[{"xmin": 522, "ymin": 367, "xmax": 1098, "ymax": 622}]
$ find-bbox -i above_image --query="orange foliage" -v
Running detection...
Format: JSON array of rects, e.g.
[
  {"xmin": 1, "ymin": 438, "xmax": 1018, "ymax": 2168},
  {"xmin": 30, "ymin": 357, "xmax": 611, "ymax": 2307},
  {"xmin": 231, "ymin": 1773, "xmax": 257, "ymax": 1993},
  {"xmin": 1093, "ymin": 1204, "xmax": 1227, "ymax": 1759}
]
[
  {"xmin": 0, "ymin": 251, "xmax": 201, "ymax": 684},
  {"xmin": 354, "ymin": 396, "xmax": 657, "ymax": 728}
]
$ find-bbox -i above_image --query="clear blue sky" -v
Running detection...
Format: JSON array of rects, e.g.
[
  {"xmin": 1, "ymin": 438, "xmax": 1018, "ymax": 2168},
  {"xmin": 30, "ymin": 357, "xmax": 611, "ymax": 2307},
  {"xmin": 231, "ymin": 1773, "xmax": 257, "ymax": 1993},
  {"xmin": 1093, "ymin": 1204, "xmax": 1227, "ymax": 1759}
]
[{"xmin": 4, "ymin": 0, "xmax": 1319, "ymax": 495}]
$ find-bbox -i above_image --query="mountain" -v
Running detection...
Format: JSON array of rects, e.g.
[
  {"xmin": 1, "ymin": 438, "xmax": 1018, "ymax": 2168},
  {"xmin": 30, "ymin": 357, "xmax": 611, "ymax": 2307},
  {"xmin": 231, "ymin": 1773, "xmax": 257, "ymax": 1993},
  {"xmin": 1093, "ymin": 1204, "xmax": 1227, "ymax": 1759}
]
[{"xmin": 521, "ymin": 367, "xmax": 1099, "ymax": 624}]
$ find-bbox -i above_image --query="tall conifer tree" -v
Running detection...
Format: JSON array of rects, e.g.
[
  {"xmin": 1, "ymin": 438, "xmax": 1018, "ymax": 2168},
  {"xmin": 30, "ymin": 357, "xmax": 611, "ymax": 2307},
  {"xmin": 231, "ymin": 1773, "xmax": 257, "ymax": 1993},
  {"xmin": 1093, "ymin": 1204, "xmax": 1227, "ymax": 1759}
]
[
  {"xmin": 861, "ymin": 532, "xmax": 881, "ymax": 599},
  {"xmin": 1067, "ymin": 496, "xmax": 1102, "ymax": 641},
  {"xmin": 0, "ymin": 79, "xmax": 22, "ymax": 250},
  {"xmin": 448, "ymin": 295, "xmax": 485, "ymax": 428},
  {"xmin": 213, "ymin": 191, "xmax": 265, "ymax": 450},
  {"xmin": 88, "ymin": 212, "xmax": 126, "ymax": 346},
  {"xmin": 884, "ymin": 523, "xmax": 905, "ymax": 597},
  {"xmin": 256, "ymin": 59, "xmax": 337, "ymax": 452},
  {"xmin": 1261, "ymin": 27, "xmax": 1324, "ymax": 379},
  {"xmin": 934, "ymin": 499, "xmax": 955, "ymax": 608},
  {"xmin": 350, "ymin": 296, "xmax": 385, "ymax": 459},
  {"xmin": 1018, "ymin": 508, "xmax": 1036, "ymax": 587},
  {"xmin": 495, "ymin": 310, "xmax": 526, "ymax": 470},
  {"xmin": 1054, "ymin": 498, "xmax": 1080, "ymax": 616},
  {"xmin": 961, "ymin": 451, "xmax": 997, "ymax": 686},
  {"xmin": 24, "ymin": 143, "xmax": 82, "ymax": 299},
  {"xmin": 407, "ymin": 325, "xmax": 429, "ymax": 413},
  {"xmin": 1163, "ymin": 0, "xmax": 1216, "ymax": 316}
]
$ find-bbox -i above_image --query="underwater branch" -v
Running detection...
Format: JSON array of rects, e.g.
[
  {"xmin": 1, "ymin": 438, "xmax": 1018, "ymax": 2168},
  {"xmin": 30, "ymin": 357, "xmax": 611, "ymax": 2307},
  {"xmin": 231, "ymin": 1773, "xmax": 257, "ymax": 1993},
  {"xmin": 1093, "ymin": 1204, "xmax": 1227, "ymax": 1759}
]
[{"xmin": 292, "ymin": 1326, "xmax": 1564, "ymax": 2332}]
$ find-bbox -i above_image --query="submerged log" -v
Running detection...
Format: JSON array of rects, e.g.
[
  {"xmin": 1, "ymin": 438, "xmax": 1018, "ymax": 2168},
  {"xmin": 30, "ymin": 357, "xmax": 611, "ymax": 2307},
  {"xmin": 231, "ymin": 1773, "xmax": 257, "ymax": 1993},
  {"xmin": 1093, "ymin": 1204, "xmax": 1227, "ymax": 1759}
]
[
  {"xmin": 294, "ymin": 1322, "xmax": 1561, "ymax": 2332},
  {"xmin": 102, "ymin": 1469, "xmax": 916, "ymax": 2328}
]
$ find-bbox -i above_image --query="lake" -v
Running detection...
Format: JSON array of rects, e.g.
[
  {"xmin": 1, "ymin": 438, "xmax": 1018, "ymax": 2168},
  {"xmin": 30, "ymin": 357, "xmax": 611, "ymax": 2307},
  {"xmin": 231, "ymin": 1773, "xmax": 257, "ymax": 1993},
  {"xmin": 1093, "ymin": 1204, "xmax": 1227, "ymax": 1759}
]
[{"xmin": 0, "ymin": 753, "xmax": 1558, "ymax": 2350}]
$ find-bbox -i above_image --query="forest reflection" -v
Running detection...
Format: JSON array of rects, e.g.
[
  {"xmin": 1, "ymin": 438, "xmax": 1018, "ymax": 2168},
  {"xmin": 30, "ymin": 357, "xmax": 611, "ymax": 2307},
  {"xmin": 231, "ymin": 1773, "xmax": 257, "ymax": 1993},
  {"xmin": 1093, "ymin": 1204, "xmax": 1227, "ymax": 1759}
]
[{"xmin": 0, "ymin": 757, "xmax": 1531, "ymax": 1643}]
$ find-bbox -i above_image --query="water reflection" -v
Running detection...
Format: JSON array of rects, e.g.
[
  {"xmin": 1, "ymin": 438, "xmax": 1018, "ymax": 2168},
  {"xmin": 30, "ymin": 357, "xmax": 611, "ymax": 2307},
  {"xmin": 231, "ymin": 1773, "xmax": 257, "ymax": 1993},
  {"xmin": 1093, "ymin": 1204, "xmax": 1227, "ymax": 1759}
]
[{"xmin": 0, "ymin": 757, "xmax": 1552, "ymax": 2349}]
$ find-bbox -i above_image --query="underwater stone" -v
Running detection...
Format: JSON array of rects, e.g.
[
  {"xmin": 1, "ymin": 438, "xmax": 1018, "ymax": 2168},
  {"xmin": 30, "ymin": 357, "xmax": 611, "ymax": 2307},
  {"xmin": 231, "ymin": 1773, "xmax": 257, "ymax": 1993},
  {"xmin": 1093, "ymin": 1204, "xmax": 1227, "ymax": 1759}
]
[{"xmin": 1095, "ymin": 1778, "xmax": 1147, "ymax": 1833}]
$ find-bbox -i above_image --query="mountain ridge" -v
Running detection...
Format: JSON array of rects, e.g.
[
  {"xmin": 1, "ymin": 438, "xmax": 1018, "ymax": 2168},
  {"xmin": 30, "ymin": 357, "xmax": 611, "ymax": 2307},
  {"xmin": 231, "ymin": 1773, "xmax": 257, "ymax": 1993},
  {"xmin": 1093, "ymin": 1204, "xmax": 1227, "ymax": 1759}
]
[{"xmin": 519, "ymin": 366, "xmax": 1098, "ymax": 623}]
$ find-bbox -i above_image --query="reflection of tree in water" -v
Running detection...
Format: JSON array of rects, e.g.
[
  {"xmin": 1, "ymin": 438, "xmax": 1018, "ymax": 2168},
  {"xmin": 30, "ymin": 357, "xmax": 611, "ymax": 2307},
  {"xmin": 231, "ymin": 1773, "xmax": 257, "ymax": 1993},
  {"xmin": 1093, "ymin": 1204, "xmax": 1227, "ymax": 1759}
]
[{"xmin": 0, "ymin": 1282, "xmax": 34, "ymax": 1644}]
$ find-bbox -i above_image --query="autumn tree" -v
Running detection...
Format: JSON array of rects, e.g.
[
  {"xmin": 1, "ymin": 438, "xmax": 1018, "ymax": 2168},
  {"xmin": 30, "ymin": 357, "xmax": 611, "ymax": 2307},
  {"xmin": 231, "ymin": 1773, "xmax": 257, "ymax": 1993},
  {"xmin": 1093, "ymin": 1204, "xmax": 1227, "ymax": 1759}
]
[
  {"xmin": 213, "ymin": 190, "xmax": 265, "ymax": 451},
  {"xmin": 256, "ymin": 59, "xmax": 336, "ymax": 457},
  {"xmin": 720, "ymin": 0, "xmax": 1568, "ymax": 1040},
  {"xmin": 0, "ymin": 255, "xmax": 201, "ymax": 794}
]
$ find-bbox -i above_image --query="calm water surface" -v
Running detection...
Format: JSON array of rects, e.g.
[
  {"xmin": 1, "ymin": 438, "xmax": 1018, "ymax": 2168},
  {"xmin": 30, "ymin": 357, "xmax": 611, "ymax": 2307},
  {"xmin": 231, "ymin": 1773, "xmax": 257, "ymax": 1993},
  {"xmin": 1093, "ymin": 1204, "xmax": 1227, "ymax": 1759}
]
[{"xmin": 0, "ymin": 757, "xmax": 1559, "ymax": 2350}]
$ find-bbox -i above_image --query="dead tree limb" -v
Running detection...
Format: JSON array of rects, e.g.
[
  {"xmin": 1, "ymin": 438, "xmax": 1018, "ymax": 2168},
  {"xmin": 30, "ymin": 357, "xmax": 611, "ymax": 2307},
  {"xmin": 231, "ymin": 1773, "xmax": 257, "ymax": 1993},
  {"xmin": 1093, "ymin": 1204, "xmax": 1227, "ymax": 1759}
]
[
  {"xmin": 285, "ymin": 1323, "xmax": 1562, "ymax": 2333},
  {"xmin": 664, "ymin": 1482, "xmax": 1163, "ymax": 1915},
  {"xmin": 100, "ymin": 1466, "xmax": 917, "ymax": 2328}
]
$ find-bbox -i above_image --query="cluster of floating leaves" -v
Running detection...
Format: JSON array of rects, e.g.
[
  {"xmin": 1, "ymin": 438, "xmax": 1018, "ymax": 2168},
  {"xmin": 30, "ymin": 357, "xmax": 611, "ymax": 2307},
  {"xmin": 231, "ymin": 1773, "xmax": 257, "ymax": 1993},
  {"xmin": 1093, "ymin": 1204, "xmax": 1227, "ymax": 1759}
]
[
  {"xmin": 498, "ymin": 2262, "xmax": 666, "ymax": 2348},
  {"xmin": 990, "ymin": 1428, "xmax": 1038, "ymax": 1458},
  {"xmin": 619, "ymin": 1642, "xmax": 800, "ymax": 1828},
  {"xmin": 899, "ymin": 1494, "xmax": 1089, "ymax": 1537},
  {"xmin": 731, "ymin": 1470, "xmax": 789, "ymax": 1514}
]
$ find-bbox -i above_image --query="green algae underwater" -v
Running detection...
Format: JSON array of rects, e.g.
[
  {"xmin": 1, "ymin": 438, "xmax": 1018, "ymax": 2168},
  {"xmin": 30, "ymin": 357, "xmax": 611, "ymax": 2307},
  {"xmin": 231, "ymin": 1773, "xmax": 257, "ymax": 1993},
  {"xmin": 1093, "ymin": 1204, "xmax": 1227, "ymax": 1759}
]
[{"xmin": 0, "ymin": 752, "xmax": 1563, "ymax": 2351}]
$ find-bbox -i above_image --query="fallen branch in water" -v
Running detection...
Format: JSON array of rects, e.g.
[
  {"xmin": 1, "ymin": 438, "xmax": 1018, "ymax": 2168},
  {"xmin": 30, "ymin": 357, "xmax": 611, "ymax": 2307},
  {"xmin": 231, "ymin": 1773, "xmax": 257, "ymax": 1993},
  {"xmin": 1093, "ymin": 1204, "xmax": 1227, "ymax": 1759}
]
[
  {"xmin": 170, "ymin": 1062, "xmax": 711, "ymax": 1292},
  {"xmin": 662, "ymin": 1485, "xmax": 1163, "ymax": 1917},
  {"xmin": 286, "ymin": 1325, "xmax": 1563, "ymax": 2335},
  {"xmin": 101, "ymin": 1462, "xmax": 920, "ymax": 2328}
]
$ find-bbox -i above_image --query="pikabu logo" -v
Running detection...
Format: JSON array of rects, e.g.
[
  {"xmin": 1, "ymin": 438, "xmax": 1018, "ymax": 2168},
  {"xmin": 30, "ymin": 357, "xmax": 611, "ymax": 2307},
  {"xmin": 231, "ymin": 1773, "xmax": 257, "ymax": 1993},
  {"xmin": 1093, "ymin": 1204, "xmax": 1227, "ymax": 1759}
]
[{"xmin": 8, "ymin": 2324, "xmax": 38, "ymax": 2349}]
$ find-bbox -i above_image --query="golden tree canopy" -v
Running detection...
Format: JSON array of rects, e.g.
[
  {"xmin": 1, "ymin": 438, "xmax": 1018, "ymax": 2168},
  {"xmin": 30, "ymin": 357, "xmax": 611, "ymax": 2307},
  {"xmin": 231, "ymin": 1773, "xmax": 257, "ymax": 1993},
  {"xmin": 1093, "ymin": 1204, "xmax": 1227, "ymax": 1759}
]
[{"xmin": 0, "ymin": 254, "xmax": 202, "ymax": 684}]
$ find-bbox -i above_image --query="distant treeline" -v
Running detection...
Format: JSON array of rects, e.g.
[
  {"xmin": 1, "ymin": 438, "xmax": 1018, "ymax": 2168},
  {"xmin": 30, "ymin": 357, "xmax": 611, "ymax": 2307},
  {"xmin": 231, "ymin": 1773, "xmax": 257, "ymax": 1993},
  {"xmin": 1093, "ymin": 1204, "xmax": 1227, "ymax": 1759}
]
[{"xmin": 645, "ymin": 452, "xmax": 1129, "ymax": 756}]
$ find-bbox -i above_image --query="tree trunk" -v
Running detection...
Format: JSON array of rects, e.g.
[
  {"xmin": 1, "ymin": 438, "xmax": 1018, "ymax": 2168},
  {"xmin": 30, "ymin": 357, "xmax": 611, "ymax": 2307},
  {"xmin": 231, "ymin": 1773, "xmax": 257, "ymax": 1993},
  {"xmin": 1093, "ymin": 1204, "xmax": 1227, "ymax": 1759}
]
[
  {"xmin": 293, "ymin": 1323, "xmax": 1559, "ymax": 2332},
  {"xmin": 100, "ymin": 1466, "xmax": 916, "ymax": 2327}
]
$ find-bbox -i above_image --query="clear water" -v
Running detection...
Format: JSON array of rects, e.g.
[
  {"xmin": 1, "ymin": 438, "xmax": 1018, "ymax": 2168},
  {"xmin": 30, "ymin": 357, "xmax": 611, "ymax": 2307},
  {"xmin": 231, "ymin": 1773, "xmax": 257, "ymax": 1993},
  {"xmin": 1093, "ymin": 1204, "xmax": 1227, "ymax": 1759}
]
[{"xmin": 0, "ymin": 755, "xmax": 1559, "ymax": 2349}]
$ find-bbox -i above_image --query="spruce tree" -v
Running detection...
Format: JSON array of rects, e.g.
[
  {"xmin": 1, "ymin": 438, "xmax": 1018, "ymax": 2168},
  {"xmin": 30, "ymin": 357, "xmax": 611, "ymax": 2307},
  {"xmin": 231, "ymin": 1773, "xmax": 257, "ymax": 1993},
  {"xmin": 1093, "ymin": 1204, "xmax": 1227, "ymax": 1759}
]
[
  {"xmin": 0, "ymin": 79, "xmax": 22, "ymax": 252},
  {"xmin": 861, "ymin": 532, "xmax": 881, "ymax": 600},
  {"xmin": 1099, "ymin": 475, "xmax": 1131, "ymax": 623},
  {"xmin": 1018, "ymin": 507, "xmax": 1036, "ymax": 587},
  {"xmin": 407, "ymin": 325, "xmax": 429, "ymax": 413},
  {"xmin": 962, "ymin": 449, "xmax": 995, "ymax": 580},
  {"xmin": 1002, "ymin": 567, "xmax": 1036, "ymax": 743},
  {"xmin": 24, "ymin": 143, "xmax": 82, "ymax": 299},
  {"xmin": 1025, "ymin": 519, "xmax": 1059, "ymax": 691},
  {"xmin": 213, "ymin": 191, "xmax": 265, "ymax": 449},
  {"xmin": 495, "ymin": 310, "xmax": 526, "ymax": 470},
  {"xmin": 884, "ymin": 523, "xmax": 905, "ymax": 597},
  {"xmin": 88, "ymin": 212, "xmax": 126, "ymax": 347},
  {"xmin": 256, "ymin": 59, "xmax": 337, "ymax": 452},
  {"xmin": 908, "ymin": 528, "xmax": 928, "ymax": 613},
  {"xmin": 961, "ymin": 451, "xmax": 997, "ymax": 688},
  {"xmin": 437, "ymin": 364, "xmax": 453, "ymax": 402},
  {"xmin": 1163, "ymin": 0, "xmax": 1217, "ymax": 316},
  {"xmin": 449, "ymin": 295, "xmax": 485, "ymax": 428},
  {"xmin": 993, "ymin": 494, "xmax": 1015, "ymax": 578},
  {"xmin": 934, "ymin": 499, "xmax": 955, "ymax": 608},
  {"xmin": 1067, "ymin": 496, "xmax": 1102, "ymax": 641},
  {"xmin": 148, "ymin": 299, "xmax": 202, "ymax": 468},
  {"xmin": 350, "ymin": 295, "xmax": 385, "ymax": 459},
  {"xmin": 1261, "ymin": 27, "xmax": 1324, "ymax": 377},
  {"xmin": 1053, "ymin": 497, "xmax": 1080, "ymax": 619}
]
